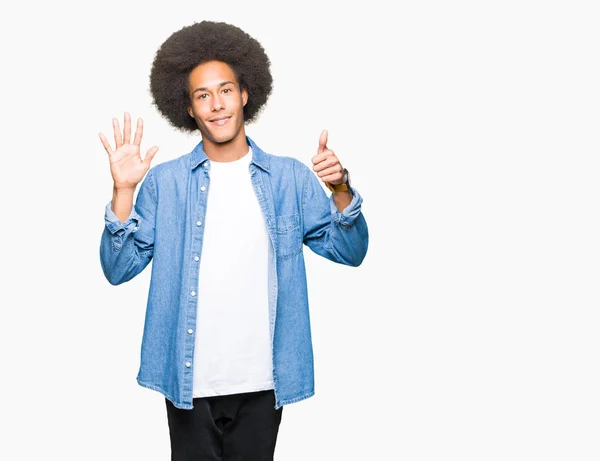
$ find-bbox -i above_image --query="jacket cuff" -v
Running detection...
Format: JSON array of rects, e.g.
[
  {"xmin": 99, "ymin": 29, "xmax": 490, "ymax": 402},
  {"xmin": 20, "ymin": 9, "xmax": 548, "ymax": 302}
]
[
  {"xmin": 104, "ymin": 201, "xmax": 141, "ymax": 235},
  {"xmin": 329, "ymin": 186, "xmax": 363, "ymax": 226}
]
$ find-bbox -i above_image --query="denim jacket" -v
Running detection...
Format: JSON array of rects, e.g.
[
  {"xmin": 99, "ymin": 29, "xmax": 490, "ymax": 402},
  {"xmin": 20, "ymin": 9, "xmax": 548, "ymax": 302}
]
[{"xmin": 100, "ymin": 136, "xmax": 368, "ymax": 409}]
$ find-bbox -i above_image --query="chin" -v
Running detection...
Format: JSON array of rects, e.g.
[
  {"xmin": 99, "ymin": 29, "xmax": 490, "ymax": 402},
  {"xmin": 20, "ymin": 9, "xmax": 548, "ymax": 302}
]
[
  {"xmin": 199, "ymin": 127, "xmax": 229, "ymax": 143},
  {"xmin": 215, "ymin": 132, "xmax": 236, "ymax": 143}
]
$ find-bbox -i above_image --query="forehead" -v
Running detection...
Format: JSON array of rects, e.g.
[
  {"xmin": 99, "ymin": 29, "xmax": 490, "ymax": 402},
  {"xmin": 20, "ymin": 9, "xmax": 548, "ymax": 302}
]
[{"xmin": 188, "ymin": 60, "xmax": 238, "ymax": 88}]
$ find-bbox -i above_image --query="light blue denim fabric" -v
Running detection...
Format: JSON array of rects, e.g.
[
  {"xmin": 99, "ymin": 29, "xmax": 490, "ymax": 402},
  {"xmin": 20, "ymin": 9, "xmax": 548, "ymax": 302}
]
[{"xmin": 100, "ymin": 136, "xmax": 368, "ymax": 409}]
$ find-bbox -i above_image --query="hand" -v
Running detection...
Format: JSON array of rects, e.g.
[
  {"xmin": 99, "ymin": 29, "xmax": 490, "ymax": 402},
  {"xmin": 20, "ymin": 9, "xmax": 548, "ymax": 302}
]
[
  {"xmin": 99, "ymin": 112, "xmax": 159, "ymax": 190},
  {"xmin": 311, "ymin": 129, "xmax": 345, "ymax": 185}
]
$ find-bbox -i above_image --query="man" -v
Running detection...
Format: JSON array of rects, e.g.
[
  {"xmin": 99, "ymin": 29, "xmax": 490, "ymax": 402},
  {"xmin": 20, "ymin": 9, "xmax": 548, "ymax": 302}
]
[{"xmin": 99, "ymin": 20, "xmax": 368, "ymax": 460}]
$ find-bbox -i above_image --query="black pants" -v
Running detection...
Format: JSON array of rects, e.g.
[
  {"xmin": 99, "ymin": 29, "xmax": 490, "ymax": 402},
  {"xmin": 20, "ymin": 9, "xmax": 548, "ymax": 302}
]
[{"xmin": 165, "ymin": 390, "xmax": 283, "ymax": 461}]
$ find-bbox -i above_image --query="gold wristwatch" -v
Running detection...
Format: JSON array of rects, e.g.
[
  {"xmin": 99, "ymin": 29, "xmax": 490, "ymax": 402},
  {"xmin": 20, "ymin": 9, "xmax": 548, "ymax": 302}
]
[{"xmin": 325, "ymin": 168, "xmax": 350, "ymax": 193}]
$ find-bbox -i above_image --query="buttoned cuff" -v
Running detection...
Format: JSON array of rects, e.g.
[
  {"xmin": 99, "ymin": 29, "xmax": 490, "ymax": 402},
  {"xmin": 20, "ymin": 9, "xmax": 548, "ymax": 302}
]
[
  {"xmin": 104, "ymin": 201, "xmax": 142, "ymax": 236},
  {"xmin": 329, "ymin": 186, "xmax": 363, "ymax": 227}
]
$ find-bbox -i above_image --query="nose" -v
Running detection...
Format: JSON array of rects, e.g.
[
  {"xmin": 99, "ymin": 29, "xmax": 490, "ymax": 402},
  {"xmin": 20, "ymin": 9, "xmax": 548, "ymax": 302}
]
[{"xmin": 212, "ymin": 93, "xmax": 224, "ymax": 111}]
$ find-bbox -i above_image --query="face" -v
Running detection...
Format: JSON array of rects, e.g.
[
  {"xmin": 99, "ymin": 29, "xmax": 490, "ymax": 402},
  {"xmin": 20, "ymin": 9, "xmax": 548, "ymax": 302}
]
[{"xmin": 187, "ymin": 60, "xmax": 248, "ymax": 146}]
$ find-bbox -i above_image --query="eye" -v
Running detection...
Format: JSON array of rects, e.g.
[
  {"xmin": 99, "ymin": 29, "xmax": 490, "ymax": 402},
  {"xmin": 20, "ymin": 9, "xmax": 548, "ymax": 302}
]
[
  {"xmin": 196, "ymin": 94, "xmax": 208, "ymax": 100},
  {"xmin": 222, "ymin": 88, "xmax": 232, "ymax": 94}
]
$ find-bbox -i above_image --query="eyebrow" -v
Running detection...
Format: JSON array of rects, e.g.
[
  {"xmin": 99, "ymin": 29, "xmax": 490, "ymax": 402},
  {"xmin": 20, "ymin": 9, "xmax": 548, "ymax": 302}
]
[{"xmin": 191, "ymin": 81, "xmax": 235, "ymax": 95}]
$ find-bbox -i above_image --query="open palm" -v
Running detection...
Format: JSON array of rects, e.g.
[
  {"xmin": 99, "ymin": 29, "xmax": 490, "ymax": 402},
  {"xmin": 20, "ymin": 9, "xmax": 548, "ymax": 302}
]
[{"xmin": 99, "ymin": 112, "xmax": 159, "ymax": 190}]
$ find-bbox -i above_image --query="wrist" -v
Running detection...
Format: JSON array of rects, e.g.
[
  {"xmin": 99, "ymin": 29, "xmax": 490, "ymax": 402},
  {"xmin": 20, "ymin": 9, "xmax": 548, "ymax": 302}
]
[
  {"xmin": 113, "ymin": 184, "xmax": 136, "ymax": 193},
  {"xmin": 112, "ymin": 185, "xmax": 136, "ymax": 202},
  {"xmin": 325, "ymin": 168, "xmax": 350, "ymax": 193}
]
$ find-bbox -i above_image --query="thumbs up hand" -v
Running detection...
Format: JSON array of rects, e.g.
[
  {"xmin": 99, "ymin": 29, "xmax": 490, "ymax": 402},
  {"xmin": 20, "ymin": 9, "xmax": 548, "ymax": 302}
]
[{"xmin": 311, "ymin": 129, "xmax": 345, "ymax": 186}]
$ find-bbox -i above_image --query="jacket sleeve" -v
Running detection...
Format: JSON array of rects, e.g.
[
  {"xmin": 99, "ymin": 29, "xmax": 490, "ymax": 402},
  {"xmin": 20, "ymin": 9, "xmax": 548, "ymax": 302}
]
[
  {"xmin": 301, "ymin": 164, "xmax": 369, "ymax": 266},
  {"xmin": 99, "ymin": 169, "xmax": 157, "ymax": 285}
]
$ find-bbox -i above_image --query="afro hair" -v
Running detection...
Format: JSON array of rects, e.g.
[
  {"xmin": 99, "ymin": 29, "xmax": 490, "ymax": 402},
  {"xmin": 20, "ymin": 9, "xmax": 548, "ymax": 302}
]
[{"xmin": 149, "ymin": 21, "xmax": 273, "ymax": 132}]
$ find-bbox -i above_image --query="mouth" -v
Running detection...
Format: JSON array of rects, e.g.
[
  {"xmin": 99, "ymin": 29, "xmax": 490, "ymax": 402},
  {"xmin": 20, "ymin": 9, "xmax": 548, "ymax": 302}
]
[{"xmin": 209, "ymin": 116, "xmax": 232, "ymax": 126}]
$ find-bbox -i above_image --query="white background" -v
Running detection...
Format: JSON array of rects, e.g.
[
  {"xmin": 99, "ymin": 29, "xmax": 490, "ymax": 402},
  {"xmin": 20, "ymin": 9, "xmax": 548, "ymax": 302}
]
[{"xmin": 1, "ymin": 0, "xmax": 599, "ymax": 459}]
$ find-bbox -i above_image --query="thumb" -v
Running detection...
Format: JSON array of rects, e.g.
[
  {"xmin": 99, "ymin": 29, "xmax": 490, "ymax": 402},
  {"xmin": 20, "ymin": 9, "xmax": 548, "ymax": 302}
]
[
  {"xmin": 318, "ymin": 129, "xmax": 328, "ymax": 154},
  {"xmin": 144, "ymin": 146, "xmax": 159, "ymax": 166}
]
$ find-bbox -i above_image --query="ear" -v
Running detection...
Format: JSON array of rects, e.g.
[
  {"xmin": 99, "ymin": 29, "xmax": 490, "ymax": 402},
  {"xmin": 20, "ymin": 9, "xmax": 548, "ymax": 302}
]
[
  {"xmin": 241, "ymin": 87, "xmax": 248, "ymax": 107},
  {"xmin": 187, "ymin": 106, "xmax": 194, "ymax": 118}
]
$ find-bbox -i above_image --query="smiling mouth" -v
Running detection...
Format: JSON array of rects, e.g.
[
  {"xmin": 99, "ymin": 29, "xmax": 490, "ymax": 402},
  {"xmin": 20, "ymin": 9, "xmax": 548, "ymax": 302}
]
[{"xmin": 210, "ymin": 116, "xmax": 231, "ymax": 126}]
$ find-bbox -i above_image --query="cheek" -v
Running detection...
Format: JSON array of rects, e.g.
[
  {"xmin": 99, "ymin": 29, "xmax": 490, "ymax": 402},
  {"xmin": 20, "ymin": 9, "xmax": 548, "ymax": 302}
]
[{"xmin": 190, "ymin": 103, "xmax": 207, "ymax": 119}]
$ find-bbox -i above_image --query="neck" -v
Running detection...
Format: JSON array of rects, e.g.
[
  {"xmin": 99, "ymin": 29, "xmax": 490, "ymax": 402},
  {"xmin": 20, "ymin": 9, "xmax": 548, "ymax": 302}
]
[{"xmin": 202, "ymin": 129, "xmax": 249, "ymax": 162}]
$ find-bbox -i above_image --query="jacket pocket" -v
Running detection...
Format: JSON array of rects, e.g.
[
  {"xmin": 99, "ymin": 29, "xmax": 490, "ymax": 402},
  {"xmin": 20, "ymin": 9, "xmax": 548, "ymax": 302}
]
[{"xmin": 275, "ymin": 213, "xmax": 302, "ymax": 259}]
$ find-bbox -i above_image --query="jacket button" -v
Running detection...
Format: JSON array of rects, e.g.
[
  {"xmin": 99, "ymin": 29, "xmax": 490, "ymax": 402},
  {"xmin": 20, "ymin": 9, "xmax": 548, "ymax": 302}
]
[
  {"xmin": 188, "ymin": 329, "xmax": 193, "ymax": 334},
  {"xmin": 200, "ymin": 186, "xmax": 206, "ymax": 191},
  {"xmin": 191, "ymin": 291, "xmax": 196, "ymax": 297},
  {"xmin": 196, "ymin": 221, "xmax": 202, "ymax": 226},
  {"xmin": 185, "ymin": 362, "xmax": 191, "ymax": 367},
  {"xmin": 194, "ymin": 256, "xmax": 199, "ymax": 261}
]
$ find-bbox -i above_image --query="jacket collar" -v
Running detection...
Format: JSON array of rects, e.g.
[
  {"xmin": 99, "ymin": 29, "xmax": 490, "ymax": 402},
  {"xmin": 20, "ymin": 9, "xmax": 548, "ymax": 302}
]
[{"xmin": 190, "ymin": 136, "xmax": 270, "ymax": 173}]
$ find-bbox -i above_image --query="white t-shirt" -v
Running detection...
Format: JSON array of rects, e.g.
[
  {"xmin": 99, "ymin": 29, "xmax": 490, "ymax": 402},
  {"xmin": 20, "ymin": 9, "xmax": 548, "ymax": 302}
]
[{"xmin": 192, "ymin": 147, "xmax": 273, "ymax": 397}]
